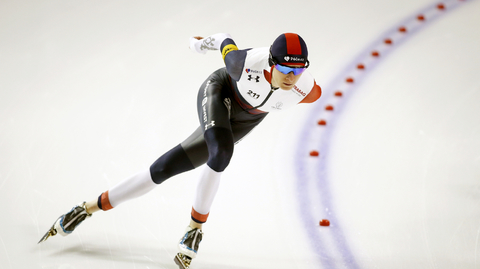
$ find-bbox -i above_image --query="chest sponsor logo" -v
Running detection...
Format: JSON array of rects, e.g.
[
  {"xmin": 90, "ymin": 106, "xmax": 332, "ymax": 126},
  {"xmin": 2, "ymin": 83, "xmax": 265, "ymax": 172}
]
[
  {"xmin": 247, "ymin": 75, "xmax": 260, "ymax": 82},
  {"xmin": 245, "ymin": 68, "xmax": 262, "ymax": 74}
]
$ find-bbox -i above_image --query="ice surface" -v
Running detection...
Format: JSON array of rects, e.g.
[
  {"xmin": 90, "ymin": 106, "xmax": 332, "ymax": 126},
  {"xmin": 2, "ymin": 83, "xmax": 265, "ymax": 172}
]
[{"xmin": 1, "ymin": 0, "xmax": 479, "ymax": 268}]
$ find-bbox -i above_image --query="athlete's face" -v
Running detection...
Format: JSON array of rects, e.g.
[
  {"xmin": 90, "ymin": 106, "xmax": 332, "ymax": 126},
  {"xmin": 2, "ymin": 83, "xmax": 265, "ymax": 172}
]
[{"xmin": 271, "ymin": 64, "xmax": 304, "ymax": 90}]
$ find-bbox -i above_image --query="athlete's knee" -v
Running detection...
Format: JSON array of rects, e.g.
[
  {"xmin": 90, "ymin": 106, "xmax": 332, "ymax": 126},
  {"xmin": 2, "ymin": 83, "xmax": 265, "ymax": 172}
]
[
  {"xmin": 204, "ymin": 127, "xmax": 234, "ymax": 172},
  {"xmin": 208, "ymin": 145, "xmax": 233, "ymax": 171},
  {"xmin": 150, "ymin": 160, "xmax": 172, "ymax": 184}
]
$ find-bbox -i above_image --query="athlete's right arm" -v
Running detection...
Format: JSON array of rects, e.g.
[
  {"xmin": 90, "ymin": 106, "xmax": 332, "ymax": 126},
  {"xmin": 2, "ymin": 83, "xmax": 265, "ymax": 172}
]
[
  {"xmin": 189, "ymin": 33, "xmax": 248, "ymax": 81},
  {"xmin": 189, "ymin": 33, "xmax": 232, "ymax": 54},
  {"xmin": 220, "ymin": 39, "xmax": 247, "ymax": 81}
]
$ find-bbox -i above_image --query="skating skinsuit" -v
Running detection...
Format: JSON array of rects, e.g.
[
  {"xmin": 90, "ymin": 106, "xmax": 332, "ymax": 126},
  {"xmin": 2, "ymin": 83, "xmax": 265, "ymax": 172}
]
[
  {"xmin": 98, "ymin": 33, "xmax": 321, "ymax": 224},
  {"xmin": 191, "ymin": 33, "xmax": 321, "ymax": 115}
]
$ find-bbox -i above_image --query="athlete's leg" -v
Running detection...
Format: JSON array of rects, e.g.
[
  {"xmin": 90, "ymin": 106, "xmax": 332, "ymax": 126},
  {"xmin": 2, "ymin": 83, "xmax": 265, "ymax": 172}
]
[
  {"xmin": 84, "ymin": 69, "xmax": 264, "ymax": 215},
  {"xmin": 189, "ymin": 70, "xmax": 237, "ymax": 227},
  {"xmin": 89, "ymin": 73, "xmax": 232, "ymax": 213},
  {"xmin": 84, "ymin": 170, "xmax": 158, "ymax": 213},
  {"xmin": 41, "ymin": 129, "xmax": 209, "ymax": 243},
  {"xmin": 90, "ymin": 132, "xmax": 208, "ymax": 212}
]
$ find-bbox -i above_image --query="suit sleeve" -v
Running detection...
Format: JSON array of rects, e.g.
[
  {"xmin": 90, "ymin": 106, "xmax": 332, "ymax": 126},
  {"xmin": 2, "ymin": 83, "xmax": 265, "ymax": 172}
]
[
  {"xmin": 189, "ymin": 33, "xmax": 232, "ymax": 54},
  {"xmin": 189, "ymin": 33, "xmax": 248, "ymax": 81},
  {"xmin": 220, "ymin": 38, "xmax": 248, "ymax": 81}
]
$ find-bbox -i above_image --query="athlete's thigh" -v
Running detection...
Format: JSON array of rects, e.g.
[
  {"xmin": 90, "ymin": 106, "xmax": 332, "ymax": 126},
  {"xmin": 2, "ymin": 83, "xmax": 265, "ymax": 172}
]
[
  {"xmin": 180, "ymin": 126, "xmax": 208, "ymax": 169},
  {"xmin": 197, "ymin": 70, "xmax": 232, "ymax": 132},
  {"xmin": 230, "ymin": 113, "xmax": 268, "ymax": 143}
]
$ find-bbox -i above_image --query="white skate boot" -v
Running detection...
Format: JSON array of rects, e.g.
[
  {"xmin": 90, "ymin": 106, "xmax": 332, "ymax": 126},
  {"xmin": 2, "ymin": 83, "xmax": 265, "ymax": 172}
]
[
  {"xmin": 174, "ymin": 226, "xmax": 203, "ymax": 269},
  {"xmin": 38, "ymin": 202, "xmax": 92, "ymax": 243}
]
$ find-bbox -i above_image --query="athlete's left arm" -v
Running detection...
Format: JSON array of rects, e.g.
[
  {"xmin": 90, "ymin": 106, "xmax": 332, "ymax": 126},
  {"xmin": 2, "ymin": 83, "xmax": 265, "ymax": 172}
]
[{"xmin": 300, "ymin": 80, "xmax": 322, "ymax": 103}]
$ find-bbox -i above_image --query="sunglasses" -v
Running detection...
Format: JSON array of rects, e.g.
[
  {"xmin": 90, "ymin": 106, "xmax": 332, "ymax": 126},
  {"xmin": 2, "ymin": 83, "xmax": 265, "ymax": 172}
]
[{"xmin": 274, "ymin": 64, "xmax": 306, "ymax": 75}]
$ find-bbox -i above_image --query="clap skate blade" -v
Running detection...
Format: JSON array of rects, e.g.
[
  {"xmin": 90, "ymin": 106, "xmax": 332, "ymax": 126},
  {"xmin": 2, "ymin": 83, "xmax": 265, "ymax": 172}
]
[
  {"xmin": 38, "ymin": 217, "xmax": 60, "ymax": 244},
  {"xmin": 174, "ymin": 253, "xmax": 192, "ymax": 269}
]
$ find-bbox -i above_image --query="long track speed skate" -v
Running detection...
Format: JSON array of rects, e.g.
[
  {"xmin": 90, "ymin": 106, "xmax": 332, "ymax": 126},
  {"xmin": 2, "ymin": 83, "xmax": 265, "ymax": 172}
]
[
  {"xmin": 174, "ymin": 253, "xmax": 192, "ymax": 269},
  {"xmin": 38, "ymin": 202, "xmax": 92, "ymax": 244},
  {"xmin": 173, "ymin": 226, "xmax": 203, "ymax": 268},
  {"xmin": 38, "ymin": 216, "xmax": 60, "ymax": 243}
]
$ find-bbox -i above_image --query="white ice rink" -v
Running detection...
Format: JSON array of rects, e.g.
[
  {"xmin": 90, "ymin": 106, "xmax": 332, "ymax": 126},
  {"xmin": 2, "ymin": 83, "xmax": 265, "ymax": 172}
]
[{"xmin": 1, "ymin": 0, "xmax": 480, "ymax": 268}]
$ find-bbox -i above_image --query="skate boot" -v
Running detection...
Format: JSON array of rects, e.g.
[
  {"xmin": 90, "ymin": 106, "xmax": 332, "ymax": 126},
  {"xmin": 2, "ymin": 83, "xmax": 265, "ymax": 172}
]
[
  {"xmin": 174, "ymin": 226, "xmax": 203, "ymax": 269},
  {"xmin": 38, "ymin": 202, "xmax": 92, "ymax": 243}
]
